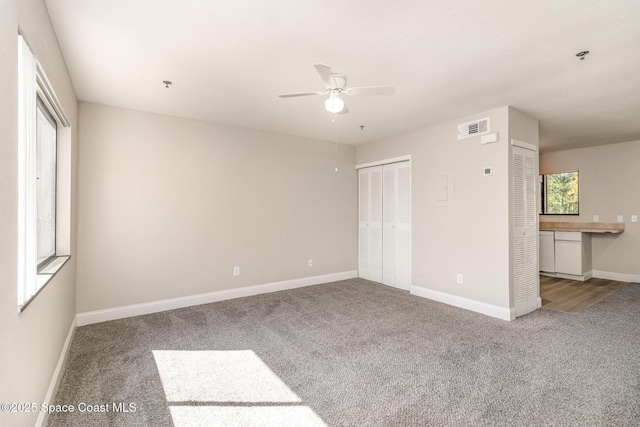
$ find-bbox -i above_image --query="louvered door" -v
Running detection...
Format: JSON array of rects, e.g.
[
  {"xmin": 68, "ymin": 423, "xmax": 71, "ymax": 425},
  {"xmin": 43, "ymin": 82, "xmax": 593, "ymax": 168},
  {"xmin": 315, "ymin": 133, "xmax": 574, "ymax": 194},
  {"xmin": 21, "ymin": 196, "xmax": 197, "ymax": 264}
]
[{"xmin": 512, "ymin": 145, "xmax": 538, "ymax": 316}]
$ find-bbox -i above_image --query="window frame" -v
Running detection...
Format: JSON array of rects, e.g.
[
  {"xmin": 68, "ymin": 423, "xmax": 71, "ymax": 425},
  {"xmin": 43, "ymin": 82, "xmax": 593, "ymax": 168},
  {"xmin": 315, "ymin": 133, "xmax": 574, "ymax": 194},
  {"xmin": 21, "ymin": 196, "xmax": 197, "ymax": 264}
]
[
  {"xmin": 17, "ymin": 34, "xmax": 71, "ymax": 312},
  {"xmin": 540, "ymin": 170, "xmax": 580, "ymax": 216}
]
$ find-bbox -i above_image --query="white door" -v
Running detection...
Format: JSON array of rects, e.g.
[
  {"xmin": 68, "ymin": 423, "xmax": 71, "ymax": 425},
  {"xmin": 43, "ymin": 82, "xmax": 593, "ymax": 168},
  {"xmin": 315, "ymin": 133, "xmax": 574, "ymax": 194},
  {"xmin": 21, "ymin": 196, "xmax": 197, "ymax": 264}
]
[
  {"xmin": 513, "ymin": 145, "xmax": 539, "ymax": 316},
  {"xmin": 382, "ymin": 165, "xmax": 397, "ymax": 286},
  {"xmin": 359, "ymin": 161, "xmax": 411, "ymax": 290},
  {"xmin": 382, "ymin": 162, "xmax": 411, "ymax": 290},
  {"xmin": 358, "ymin": 167, "xmax": 383, "ymax": 282}
]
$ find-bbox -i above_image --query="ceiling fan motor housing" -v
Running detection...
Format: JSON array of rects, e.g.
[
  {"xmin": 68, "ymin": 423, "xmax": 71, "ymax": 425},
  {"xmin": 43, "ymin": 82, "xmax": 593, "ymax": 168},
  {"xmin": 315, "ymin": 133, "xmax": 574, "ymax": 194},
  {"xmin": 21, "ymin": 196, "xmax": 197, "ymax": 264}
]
[{"xmin": 332, "ymin": 73, "xmax": 347, "ymax": 90}]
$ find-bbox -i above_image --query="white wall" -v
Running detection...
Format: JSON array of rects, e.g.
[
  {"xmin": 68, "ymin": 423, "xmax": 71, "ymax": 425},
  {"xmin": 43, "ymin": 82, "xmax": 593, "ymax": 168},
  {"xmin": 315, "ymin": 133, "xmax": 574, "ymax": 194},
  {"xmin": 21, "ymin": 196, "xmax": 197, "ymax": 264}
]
[
  {"xmin": 540, "ymin": 140, "xmax": 640, "ymax": 279},
  {"xmin": 0, "ymin": 1, "xmax": 78, "ymax": 426},
  {"xmin": 357, "ymin": 107, "xmax": 539, "ymax": 316},
  {"xmin": 76, "ymin": 102, "xmax": 357, "ymax": 313},
  {"xmin": 358, "ymin": 106, "xmax": 522, "ymax": 311}
]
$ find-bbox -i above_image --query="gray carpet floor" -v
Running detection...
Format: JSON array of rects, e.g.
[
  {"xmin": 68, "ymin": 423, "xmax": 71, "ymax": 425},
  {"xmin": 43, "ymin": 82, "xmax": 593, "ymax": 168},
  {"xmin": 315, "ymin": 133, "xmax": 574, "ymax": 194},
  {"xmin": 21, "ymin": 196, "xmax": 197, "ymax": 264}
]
[{"xmin": 49, "ymin": 278, "xmax": 640, "ymax": 426}]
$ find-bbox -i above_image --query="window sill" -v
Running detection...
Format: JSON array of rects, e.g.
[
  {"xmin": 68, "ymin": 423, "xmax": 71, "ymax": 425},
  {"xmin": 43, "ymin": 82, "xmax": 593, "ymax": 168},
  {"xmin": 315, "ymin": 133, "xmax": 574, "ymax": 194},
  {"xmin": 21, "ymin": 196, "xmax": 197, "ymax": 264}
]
[{"xmin": 19, "ymin": 256, "xmax": 71, "ymax": 313}]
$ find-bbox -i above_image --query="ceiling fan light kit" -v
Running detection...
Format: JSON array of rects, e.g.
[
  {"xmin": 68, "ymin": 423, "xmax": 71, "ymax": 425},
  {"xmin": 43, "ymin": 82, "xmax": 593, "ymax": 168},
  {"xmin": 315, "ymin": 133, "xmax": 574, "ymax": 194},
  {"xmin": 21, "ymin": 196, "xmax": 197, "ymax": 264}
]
[{"xmin": 325, "ymin": 92, "xmax": 345, "ymax": 113}]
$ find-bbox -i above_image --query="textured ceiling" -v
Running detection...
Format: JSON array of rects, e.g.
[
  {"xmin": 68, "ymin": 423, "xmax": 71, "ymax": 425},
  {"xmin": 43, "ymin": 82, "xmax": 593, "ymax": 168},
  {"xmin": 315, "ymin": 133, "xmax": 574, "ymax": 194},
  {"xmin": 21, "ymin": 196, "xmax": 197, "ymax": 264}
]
[{"xmin": 45, "ymin": 0, "xmax": 640, "ymax": 152}]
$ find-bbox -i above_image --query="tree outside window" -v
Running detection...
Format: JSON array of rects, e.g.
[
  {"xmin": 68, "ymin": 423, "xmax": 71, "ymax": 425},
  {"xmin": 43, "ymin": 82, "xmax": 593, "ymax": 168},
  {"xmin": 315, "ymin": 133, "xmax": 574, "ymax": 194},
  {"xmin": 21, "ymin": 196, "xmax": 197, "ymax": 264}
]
[{"xmin": 543, "ymin": 171, "xmax": 579, "ymax": 215}]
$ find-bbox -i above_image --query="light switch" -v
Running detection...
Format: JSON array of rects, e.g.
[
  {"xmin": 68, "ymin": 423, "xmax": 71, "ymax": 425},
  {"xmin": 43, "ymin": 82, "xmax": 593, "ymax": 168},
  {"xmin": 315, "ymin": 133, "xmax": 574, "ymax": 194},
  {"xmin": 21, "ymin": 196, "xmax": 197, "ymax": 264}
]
[{"xmin": 617, "ymin": 215, "xmax": 624, "ymax": 223}]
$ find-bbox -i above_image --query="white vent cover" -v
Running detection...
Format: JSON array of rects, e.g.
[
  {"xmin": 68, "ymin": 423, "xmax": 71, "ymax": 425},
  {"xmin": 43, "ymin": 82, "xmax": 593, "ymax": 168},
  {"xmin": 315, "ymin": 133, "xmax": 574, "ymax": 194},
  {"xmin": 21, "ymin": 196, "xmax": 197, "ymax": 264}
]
[{"xmin": 458, "ymin": 117, "xmax": 490, "ymax": 140}]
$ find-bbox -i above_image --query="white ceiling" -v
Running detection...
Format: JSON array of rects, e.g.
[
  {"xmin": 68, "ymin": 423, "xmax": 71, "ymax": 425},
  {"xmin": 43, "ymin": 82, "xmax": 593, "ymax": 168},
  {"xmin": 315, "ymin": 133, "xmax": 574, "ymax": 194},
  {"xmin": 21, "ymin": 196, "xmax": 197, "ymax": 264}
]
[{"xmin": 45, "ymin": 0, "xmax": 640, "ymax": 152}]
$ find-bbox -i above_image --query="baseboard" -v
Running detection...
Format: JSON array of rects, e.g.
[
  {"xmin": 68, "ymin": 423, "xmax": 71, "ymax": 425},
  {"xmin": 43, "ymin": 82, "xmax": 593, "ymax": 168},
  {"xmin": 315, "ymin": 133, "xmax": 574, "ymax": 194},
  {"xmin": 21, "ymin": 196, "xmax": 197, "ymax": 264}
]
[
  {"xmin": 36, "ymin": 316, "xmax": 76, "ymax": 427},
  {"xmin": 410, "ymin": 285, "xmax": 514, "ymax": 321},
  {"xmin": 76, "ymin": 270, "xmax": 358, "ymax": 326},
  {"xmin": 593, "ymin": 270, "xmax": 640, "ymax": 283}
]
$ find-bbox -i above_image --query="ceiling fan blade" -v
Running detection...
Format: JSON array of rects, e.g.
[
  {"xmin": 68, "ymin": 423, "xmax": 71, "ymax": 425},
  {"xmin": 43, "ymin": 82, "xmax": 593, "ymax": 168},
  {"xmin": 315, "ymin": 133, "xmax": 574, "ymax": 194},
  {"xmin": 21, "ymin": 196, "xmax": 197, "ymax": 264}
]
[
  {"xmin": 345, "ymin": 86, "xmax": 395, "ymax": 96},
  {"xmin": 279, "ymin": 91, "xmax": 324, "ymax": 98},
  {"xmin": 314, "ymin": 64, "xmax": 336, "ymax": 88}
]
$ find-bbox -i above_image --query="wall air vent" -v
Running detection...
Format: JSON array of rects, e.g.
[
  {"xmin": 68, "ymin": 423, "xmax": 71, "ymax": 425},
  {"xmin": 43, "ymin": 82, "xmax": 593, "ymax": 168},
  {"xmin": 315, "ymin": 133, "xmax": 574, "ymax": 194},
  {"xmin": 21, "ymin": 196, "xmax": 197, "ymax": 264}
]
[{"xmin": 458, "ymin": 117, "xmax": 490, "ymax": 140}]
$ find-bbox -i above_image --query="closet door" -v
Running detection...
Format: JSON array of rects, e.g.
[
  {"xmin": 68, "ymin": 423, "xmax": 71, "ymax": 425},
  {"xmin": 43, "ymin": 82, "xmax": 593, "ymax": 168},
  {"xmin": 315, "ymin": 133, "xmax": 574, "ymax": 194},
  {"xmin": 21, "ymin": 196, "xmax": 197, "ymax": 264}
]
[
  {"xmin": 394, "ymin": 162, "xmax": 411, "ymax": 290},
  {"xmin": 513, "ymin": 145, "xmax": 538, "ymax": 316},
  {"xmin": 359, "ymin": 162, "xmax": 410, "ymax": 289},
  {"xmin": 382, "ymin": 162, "xmax": 411, "ymax": 290},
  {"xmin": 382, "ymin": 165, "xmax": 397, "ymax": 286},
  {"xmin": 358, "ymin": 167, "xmax": 383, "ymax": 282}
]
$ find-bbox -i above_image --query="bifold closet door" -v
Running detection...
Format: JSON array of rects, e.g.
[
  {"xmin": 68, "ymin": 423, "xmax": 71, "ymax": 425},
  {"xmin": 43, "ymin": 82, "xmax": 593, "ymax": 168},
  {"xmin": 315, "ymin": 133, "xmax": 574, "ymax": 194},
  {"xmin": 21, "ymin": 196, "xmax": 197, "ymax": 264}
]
[
  {"xmin": 358, "ymin": 166, "xmax": 383, "ymax": 283},
  {"xmin": 358, "ymin": 162, "xmax": 410, "ymax": 290},
  {"xmin": 382, "ymin": 162, "xmax": 411, "ymax": 290},
  {"xmin": 513, "ymin": 145, "xmax": 538, "ymax": 316}
]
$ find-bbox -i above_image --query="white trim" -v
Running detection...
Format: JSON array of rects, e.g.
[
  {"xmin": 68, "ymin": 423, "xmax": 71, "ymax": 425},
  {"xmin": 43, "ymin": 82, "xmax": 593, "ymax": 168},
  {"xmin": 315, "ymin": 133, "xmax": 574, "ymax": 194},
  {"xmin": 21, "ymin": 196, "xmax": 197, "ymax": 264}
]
[
  {"xmin": 511, "ymin": 138, "xmax": 537, "ymax": 152},
  {"xmin": 77, "ymin": 270, "xmax": 358, "ymax": 326},
  {"xmin": 36, "ymin": 317, "xmax": 76, "ymax": 427},
  {"xmin": 356, "ymin": 155, "xmax": 411, "ymax": 170},
  {"xmin": 556, "ymin": 270, "xmax": 593, "ymax": 282},
  {"xmin": 410, "ymin": 285, "xmax": 515, "ymax": 321},
  {"xmin": 36, "ymin": 62, "xmax": 70, "ymax": 127},
  {"xmin": 593, "ymin": 270, "xmax": 640, "ymax": 283},
  {"xmin": 17, "ymin": 35, "xmax": 38, "ymax": 307}
]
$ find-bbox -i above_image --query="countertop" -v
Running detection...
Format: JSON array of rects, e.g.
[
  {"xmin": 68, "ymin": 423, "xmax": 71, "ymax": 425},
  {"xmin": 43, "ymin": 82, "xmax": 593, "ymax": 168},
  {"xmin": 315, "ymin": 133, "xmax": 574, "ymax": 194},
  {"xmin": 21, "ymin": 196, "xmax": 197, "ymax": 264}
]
[{"xmin": 539, "ymin": 221, "xmax": 624, "ymax": 234}]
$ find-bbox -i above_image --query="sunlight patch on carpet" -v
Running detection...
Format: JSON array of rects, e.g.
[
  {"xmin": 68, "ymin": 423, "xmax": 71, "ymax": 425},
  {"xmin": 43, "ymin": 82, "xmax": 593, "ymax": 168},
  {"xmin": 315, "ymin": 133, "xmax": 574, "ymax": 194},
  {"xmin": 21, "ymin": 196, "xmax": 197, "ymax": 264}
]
[{"xmin": 152, "ymin": 350, "xmax": 326, "ymax": 426}]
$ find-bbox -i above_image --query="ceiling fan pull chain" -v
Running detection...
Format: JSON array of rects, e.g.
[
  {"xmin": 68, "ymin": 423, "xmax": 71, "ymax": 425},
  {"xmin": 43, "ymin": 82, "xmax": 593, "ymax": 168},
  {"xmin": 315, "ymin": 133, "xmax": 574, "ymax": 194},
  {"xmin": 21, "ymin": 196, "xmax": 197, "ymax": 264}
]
[{"xmin": 334, "ymin": 115, "xmax": 339, "ymax": 172}]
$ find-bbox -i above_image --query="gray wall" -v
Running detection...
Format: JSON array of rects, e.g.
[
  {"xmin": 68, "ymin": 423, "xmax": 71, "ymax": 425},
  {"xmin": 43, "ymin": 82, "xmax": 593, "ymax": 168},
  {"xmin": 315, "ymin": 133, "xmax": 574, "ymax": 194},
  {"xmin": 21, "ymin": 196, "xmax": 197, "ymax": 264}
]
[
  {"xmin": 76, "ymin": 102, "xmax": 357, "ymax": 313},
  {"xmin": 540, "ymin": 140, "xmax": 640, "ymax": 278},
  {"xmin": 357, "ymin": 106, "xmax": 529, "ymax": 310},
  {"xmin": 0, "ymin": 0, "xmax": 78, "ymax": 426}
]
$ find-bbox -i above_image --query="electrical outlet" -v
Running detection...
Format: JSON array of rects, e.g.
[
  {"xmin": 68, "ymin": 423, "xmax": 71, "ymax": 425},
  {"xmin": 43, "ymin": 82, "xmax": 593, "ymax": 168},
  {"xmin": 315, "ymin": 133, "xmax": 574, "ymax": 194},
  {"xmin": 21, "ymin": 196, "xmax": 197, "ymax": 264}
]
[
  {"xmin": 617, "ymin": 215, "xmax": 624, "ymax": 223},
  {"xmin": 308, "ymin": 259, "xmax": 313, "ymax": 267},
  {"xmin": 456, "ymin": 274, "xmax": 463, "ymax": 284},
  {"xmin": 632, "ymin": 215, "xmax": 638, "ymax": 223},
  {"xmin": 593, "ymin": 215, "xmax": 599, "ymax": 222},
  {"xmin": 233, "ymin": 266, "xmax": 240, "ymax": 276}
]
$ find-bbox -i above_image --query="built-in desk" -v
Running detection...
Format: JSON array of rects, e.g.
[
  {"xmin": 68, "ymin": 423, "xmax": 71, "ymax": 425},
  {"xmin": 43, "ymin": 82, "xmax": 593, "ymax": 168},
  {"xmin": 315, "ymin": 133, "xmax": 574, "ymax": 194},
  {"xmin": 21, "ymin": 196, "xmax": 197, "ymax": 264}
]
[{"xmin": 538, "ymin": 222, "xmax": 623, "ymax": 281}]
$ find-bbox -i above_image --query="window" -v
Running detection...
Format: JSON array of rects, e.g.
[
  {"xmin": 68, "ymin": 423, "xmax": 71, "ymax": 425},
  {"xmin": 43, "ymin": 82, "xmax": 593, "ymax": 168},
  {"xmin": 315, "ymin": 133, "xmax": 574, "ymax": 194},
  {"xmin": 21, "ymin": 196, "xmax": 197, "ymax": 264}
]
[
  {"xmin": 36, "ymin": 99, "xmax": 58, "ymax": 266},
  {"xmin": 541, "ymin": 171, "xmax": 579, "ymax": 215},
  {"xmin": 18, "ymin": 35, "xmax": 70, "ymax": 310}
]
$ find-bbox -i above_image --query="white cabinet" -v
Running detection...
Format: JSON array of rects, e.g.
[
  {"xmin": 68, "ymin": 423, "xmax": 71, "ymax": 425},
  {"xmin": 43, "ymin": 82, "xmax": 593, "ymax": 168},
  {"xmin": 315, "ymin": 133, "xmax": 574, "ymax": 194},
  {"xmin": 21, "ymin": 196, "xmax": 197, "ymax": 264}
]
[
  {"xmin": 555, "ymin": 240, "xmax": 582, "ymax": 275},
  {"xmin": 554, "ymin": 231, "xmax": 592, "ymax": 281},
  {"xmin": 538, "ymin": 231, "xmax": 555, "ymax": 274},
  {"xmin": 538, "ymin": 231, "xmax": 593, "ymax": 280}
]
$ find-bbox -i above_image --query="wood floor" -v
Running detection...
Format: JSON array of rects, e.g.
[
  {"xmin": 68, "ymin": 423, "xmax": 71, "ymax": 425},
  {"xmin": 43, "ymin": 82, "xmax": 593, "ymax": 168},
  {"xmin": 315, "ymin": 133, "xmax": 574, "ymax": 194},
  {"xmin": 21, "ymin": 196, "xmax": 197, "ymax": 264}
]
[{"xmin": 540, "ymin": 275, "xmax": 630, "ymax": 313}]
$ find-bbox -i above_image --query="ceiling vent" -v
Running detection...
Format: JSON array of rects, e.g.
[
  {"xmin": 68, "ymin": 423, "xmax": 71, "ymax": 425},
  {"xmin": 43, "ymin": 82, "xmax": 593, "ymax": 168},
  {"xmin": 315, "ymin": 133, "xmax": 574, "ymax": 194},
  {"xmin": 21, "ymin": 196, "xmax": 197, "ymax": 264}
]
[{"xmin": 458, "ymin": 117, "xmax": 490, "ymax": 140}]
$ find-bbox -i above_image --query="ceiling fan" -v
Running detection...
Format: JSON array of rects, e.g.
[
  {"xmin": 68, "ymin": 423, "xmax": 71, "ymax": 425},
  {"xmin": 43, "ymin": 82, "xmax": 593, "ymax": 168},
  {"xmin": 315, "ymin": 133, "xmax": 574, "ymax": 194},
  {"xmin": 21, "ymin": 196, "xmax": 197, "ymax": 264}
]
[{"xmin": 279, "ymin": 64, "xmax": 395, "ymax": 114}]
